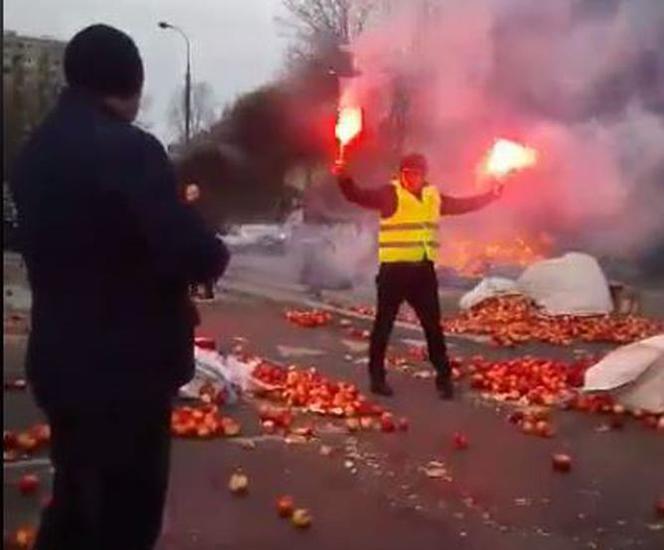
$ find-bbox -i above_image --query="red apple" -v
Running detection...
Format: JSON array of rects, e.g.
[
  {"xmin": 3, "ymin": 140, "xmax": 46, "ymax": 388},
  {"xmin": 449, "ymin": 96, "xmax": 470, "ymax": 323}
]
[
  {"xmin": 18, "ymin": 474, "xmax": 39, "ymax": 495},
  {"xmin": 261, "ymin": 420, "xmax": 276, "ymax": 435},
  {"xmin": 30, "ymin": 424, "xmax": 51, "ymax": 445},
  {"xmin": 16, "ymin": 433, "xmax": 38, "ymax": 453},
  {"xmin": 359, "ymin": 417, "xmax": 375, "ymax": 430},
  {"xmin": 521, "ymin": 421, "xmax": 535, "ymax": 435},
  {"xmin": 642, "ymin": 416, "xmax": 658, "ymax": 430},
  {"xmin": 220, "ymin": 417, "xmax": 241, "ymax": 437},
  {"xmin": 380, "ymin": 414, "xmax": 395, "ymax": 433},
  {"xmin": 276, "ymin": 495, "xmax": 295, "ymax": 518},
  {"xmin": 552, "ymin": 453, "xmax": 572, "ymax": 473},
  {"xmin": 397, "ymin": 417, "xmax": 409, "ymax": 431},
  {"xmin": 345, "ymin": 418, "xmax": 360, "ymax": 432},
  {"xmin": 4, "ymin": 430, "xmax": 17, "ymax": 450},
  {"xmin": 453, "ymin": 432, "xmax": 469, "ymax": 450},
  {"xmin": 656, "ymin": 498, "xmax": 664, "ymax": 518}
]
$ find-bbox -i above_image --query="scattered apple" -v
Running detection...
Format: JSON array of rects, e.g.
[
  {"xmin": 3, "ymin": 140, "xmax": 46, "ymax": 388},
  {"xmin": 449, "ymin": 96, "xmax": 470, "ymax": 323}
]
[
  {"xmin": 345, "ymin": 418, "xmax": 360, "ymax": 432},
  {"xmin": 552, "ymin": 453, "xmax": 572, "ymax": 473},
  {"xmin": 276, "ymin": 495, "xmax": 295, "ymax": 518},
  {"xmin": 220, "ymin": 417, "xmax": 241, "ymax": 437},
  {"xmin": 18, "ymin": 474, "xmax": 39, "ymax": 496},
  {"xmin": 453, "ymin": 432, "xmax": 469, "ymax": 450},
  {"xmin": 380, "ymin": 413, "xmax": 395, "ymax": 433},
  {"xmin": 360, "ymin": 417, "xmax": 375, "ymax": 430},
  {"xmin": 4, "ymin": 430, "xmax": 18, "ymax": 450},
  {"xmin": 16, "ymin": 433, "xmax": 38, "ymax": 453},
  {"xmin": 228, "ymin": 471, "xmax": 249, "ymax": 495},
  {"xmin": 261, "ymin": 420, "xmax": 277, "ymax": 435},
  {"xmin": 30, "ymin": 424, "xmax": 51, "ymax": 445},
  {"xmin": 656, "ymin": 498, "xmax": 664, "ymax": 518},
  {"xmin": 4, "ymin": 450, "xmax": 19, "ymax": 462},
  {"xmin": 291, "ymin": 508, "xmax": 312, "ymax": 529}
]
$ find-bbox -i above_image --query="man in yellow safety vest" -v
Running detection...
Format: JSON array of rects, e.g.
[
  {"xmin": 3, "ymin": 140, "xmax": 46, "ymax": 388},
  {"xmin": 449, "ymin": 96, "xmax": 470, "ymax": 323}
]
[{"xmin": 335, "ymin": 153, "xmax": 502, "ymax": 399}]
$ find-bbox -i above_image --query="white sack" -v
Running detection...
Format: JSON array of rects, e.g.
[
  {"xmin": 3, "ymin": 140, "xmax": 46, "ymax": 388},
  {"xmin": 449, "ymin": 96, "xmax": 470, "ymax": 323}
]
[
  {"xmin": 583, "ymin": 335, "xmax": 664, "ymax": 413},
  {"xmin": 517, "ymin": 252, "xmax": 613, "ymax": 315}
]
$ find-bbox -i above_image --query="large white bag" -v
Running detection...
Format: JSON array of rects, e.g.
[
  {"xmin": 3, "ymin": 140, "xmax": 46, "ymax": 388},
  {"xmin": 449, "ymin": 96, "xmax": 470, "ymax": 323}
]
[
  {"xmin": 517, "ymin": 252, "xmax": 613, "ymax": 315},
  {"xmin": 583, "ymin": 335, "xmax": 664, "ymax": 413}
]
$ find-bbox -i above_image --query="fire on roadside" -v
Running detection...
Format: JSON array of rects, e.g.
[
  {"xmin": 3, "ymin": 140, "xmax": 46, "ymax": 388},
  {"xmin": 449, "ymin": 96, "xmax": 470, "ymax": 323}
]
[{"xmin": 437, "ymin": 232, "xmax": 553, "ymax": 277}]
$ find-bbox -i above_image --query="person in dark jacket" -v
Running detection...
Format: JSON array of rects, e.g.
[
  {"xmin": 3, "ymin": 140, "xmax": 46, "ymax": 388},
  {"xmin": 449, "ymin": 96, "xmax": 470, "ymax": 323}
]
[
  {"xmin": 10, "ymin": 24, "xmax": 229, "ymax": 549},
  {"xmin": 183, "ymin": 183, "xmax": 217, "ymax": 300}
]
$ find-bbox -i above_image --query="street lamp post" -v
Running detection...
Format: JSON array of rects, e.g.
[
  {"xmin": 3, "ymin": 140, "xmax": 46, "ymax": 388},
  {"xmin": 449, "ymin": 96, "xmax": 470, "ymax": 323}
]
[{"xmin": 158, "ymin": 21, "xmax": 191, "ymax": 145}]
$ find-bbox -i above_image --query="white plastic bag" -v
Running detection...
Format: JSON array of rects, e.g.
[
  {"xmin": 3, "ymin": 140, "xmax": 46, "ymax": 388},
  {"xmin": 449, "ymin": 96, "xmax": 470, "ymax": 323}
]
[
  {"xmin": 459, "ymin": 277, "xmax": 521, "ymax": 310},
  {"xmin": 517, "ymin": 252, "xmax": 613, "ymax": 315},
  {"xmin": 583, "ymin": 335, "xmax": 664, "ymax": 413}
]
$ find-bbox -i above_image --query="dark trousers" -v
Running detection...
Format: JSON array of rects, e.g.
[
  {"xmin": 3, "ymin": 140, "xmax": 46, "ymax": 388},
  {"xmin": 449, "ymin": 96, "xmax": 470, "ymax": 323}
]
[
  {"xmin": 369, "ymin": 261, "xmax": 450, "ymax": 383},
  {"xmin": 34, "ymin": 403, "xmax": 172, "ymax": 550}
]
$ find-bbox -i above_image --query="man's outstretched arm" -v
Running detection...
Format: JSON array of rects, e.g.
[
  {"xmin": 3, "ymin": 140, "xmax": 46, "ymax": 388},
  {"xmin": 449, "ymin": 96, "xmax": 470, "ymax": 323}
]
[{"xmin": 440, "ymin": 187, "xmax": 502, "ymax": 216}]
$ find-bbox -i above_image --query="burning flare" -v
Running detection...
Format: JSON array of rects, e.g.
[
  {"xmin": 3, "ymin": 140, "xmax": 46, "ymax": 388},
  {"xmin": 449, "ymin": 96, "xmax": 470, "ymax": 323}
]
[
  {"xmin": 335, "ymin": 107, "xmax": 363, "ymax": 146},
  {"xmin": 482, "ymin": 138, "xmax": 538, "ymax": 179}
]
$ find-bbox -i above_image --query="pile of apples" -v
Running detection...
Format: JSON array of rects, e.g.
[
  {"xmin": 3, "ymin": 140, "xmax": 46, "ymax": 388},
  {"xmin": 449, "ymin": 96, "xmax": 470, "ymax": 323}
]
[
  {"xmin": 252, "ymin": 362, "xmax": 387, "ymax": 419},
  {"xmin": 345, "ymin": 412, "xmax": 409, "ymax": 433},
  {"xmin": 4, "ymin": 423, "xmax": 50, "ymax": 462},
  {"xmin": 466, "ymin": 355, "xmax": 593, "ymax": 406},
  {"xmin": 442, "ymin": 296, "xmax": 663, "ymax": 346},
  {"xmin": 284, "ymin": 309, "xmax": 332, "ymax": 328},
  {"xmin": 565, "ymin": 395, "xmax": 664, "ymax": 430},
  {"xmin": 170, "ymin": 404, "xmax": 241, "ymax": 439}
]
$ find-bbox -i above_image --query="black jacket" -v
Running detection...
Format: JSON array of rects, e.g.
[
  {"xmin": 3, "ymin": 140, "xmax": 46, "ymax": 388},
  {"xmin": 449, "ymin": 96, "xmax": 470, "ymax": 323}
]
[{"xmin": 10, "ymin": 88, "xmax": 229, "ymax": 411}]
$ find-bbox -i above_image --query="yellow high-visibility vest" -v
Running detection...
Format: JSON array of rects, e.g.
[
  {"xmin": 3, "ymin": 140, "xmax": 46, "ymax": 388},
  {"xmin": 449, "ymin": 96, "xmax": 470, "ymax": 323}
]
[{"xmin": 378, "ymin": 180, "xmax": 441, "ymax": 263}]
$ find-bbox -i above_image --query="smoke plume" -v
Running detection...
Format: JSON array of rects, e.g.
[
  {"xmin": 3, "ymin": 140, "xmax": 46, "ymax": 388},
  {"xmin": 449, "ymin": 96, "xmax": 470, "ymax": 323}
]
[{"xmin": 341, "ymin": 0, "xmax": 664, "ymax": 264}]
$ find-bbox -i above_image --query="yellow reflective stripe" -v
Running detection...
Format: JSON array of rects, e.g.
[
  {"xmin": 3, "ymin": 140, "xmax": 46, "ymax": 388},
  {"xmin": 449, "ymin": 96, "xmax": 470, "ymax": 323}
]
[
  {"xmin": 379, "ymin": 241, "xmax": 439, "ymax": 249},
  {"xmin": 379, "ymin": 222, "xmax": 438, "ymax": 231},
  {"xmin": 379, "ymin": 230, "xmax": 434, "ymax": 242}
]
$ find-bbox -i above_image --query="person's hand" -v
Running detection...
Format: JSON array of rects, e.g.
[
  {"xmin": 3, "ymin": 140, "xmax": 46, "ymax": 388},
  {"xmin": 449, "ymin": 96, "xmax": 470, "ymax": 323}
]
[{"xmin": 331, "ymin": 159, "xmax": 348, "ymax": 177}]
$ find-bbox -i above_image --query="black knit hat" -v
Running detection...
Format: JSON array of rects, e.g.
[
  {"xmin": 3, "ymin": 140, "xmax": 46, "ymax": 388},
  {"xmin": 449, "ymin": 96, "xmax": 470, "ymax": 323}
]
[
  {"xmin": 400, "ymin": 153, "xmax": 428, "ymax": 173},
  {"xmin": 64, "ymin": 24, "xmax": 144, "ymax": 98}
]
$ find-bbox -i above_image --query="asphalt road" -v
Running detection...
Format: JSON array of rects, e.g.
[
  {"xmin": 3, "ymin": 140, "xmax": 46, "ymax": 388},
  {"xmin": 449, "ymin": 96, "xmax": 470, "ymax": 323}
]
[{"xmin": 3, "ymin": 254, "xmax": 664, "ymax": 549}]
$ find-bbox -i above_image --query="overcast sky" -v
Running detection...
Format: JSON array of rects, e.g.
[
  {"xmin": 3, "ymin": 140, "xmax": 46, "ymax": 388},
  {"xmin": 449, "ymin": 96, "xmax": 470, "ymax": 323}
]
[{"xmin": 4, "ymin": 0, "xmax": 289, "ymax": 144}]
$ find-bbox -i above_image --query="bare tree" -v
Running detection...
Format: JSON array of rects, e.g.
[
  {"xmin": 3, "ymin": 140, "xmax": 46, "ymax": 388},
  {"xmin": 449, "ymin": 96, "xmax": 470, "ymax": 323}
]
[
  {"xmin": 279, "ymin": 0, "xmax": 377, "ymax": 63},
  {"xmin": 168, "ymin": 82, "xmax": 217, "ymax": 142}
]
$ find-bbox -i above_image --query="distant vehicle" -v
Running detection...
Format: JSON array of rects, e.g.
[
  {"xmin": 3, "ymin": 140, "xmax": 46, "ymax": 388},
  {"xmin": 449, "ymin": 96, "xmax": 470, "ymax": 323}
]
[{"xmin": 222, "ymin": 224, "xmax": 290, "ymax": 252}]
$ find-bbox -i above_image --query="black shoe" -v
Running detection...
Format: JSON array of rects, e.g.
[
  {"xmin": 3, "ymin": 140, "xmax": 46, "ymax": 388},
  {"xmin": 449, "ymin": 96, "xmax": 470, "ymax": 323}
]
[
  {"xmin": 370, "ymin": 380, "xmax": 394, "ymax": 397},
  {"xmin": 436, "ymin": 375, "xmax": 454, "ymax": 400}
]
